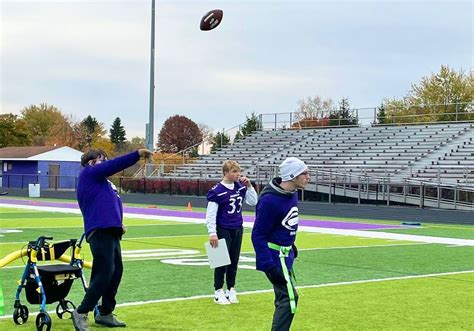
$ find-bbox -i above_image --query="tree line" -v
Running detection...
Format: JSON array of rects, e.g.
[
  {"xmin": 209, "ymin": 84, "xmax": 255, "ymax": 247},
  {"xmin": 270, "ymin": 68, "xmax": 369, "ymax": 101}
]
[
  {"xmin": 293, "ymin": 65, "xmax": 473, "ymax": 128},
  {"xmin": 1, "ymin": 65, "xmax": 472, "ymax": 155},
  {"xmin": 0, "ymin": 105, "xmax": 144, "ymax": 157}
]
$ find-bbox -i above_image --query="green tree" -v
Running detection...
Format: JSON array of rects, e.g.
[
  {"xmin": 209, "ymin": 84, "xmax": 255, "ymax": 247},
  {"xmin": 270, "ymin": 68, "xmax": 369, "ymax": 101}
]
[
  {"xmin": 109, "ymin": 117, "xmax": 127, "ymax": 152},
  {"xmin": 234, "ymin": 131, "xmax": 243, "ymax": 141},
  {"xmin": 235, "ymin": 112, "xmax": 260, "ymax": 139},
  {"xmin": 329, "ymin": 98, "xmax": 357, "ymax": 126},
  {"xmin": 211, "ymin": 131, "xmax": 230, "ymax": 152},
  {"xmin": 158, "ymin": 115, "xmax": 203, "ymax": 153},
  {"xmin": 74, "ymin": 115, "xmax": 105, "ymax": 151},
  {"xmin": 242, "ymin": 112, "xmax": 260, "ymax": 135},
  {"xmin": 376, "ymin": 103, "xmax": 388, "ymax": 124},
  {"xmin": 0, "ymin": 114, "xmax": 31, "ymax": 147}
]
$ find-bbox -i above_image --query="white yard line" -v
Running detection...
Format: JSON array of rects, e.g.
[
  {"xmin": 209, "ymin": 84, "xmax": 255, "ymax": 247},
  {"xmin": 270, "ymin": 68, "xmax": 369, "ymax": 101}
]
[
  {"xmin": 297, "ymin": 225, "xmax": 474, "ymax": 246},
  {"xmin": 1, "ymin": 269, "xmax": 472, "ymax": 320},
  {"xmin": 2, "ymin": 203, "xmax": 474, "ymax": 246}
]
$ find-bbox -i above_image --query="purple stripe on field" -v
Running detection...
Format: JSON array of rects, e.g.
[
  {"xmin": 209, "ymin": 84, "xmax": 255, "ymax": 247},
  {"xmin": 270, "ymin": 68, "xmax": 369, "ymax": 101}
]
[{"xmin": 0, "ymin": 198, "xmax": 401, "ymax": 230}]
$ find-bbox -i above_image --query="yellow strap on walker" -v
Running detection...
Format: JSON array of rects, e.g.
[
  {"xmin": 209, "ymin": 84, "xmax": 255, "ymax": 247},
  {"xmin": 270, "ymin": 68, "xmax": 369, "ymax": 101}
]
[{"xmin": 268, "ymin": 242, "xmax": 297, "ymax": 314}]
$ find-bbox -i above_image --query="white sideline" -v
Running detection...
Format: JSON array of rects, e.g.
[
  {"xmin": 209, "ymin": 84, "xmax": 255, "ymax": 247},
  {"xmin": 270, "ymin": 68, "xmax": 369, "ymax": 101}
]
[
  {"xmin": 2, "ymin": 203, "xmax": 474, "ymax": 246},
  {"xmin": 1, "ymin": 270, "xmax": 472, "ymax": 320}
]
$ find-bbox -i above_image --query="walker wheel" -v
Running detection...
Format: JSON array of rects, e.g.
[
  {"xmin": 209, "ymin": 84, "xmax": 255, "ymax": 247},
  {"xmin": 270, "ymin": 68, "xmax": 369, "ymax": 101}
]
[
  {"xmin": 56, "ymin": 299, "xmax": 76, "ymax": 319},
  {"xmin": 36, "ymin": 312, "xmax": 51, "ymax": 331},
  {"xmin": 13, "ymin": 304, "xmax": 29, "ymax": 324}
]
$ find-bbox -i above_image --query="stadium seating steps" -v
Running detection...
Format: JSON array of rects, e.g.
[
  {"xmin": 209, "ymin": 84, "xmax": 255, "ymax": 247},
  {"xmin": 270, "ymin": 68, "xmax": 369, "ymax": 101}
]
[{"xmin": 162, "ymin": 123, "xmax": 474, "ymax": 185}]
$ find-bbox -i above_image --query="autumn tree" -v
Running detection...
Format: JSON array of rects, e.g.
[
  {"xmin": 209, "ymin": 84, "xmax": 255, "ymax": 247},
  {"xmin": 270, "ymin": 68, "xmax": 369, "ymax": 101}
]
[
  {"xmin": 384, "ymin": 65, "xmax": 474, "ymax": 123},
  {"xmin": 109, "ymin": 117, "xmax": 127, "ymax": 152},
  {"xmin": 293, "ymin": 96, "xmax": 335, "ymax": 128},
  {"xmin": 74, "ymin": 115, "xmax": 105, "ymax": 151},
  {"xmin": 91, "ymin": 137, "xmax": 116, "ymax": 158},
  {"xmin": 198, "ymin": 123, "xmax": 214, "ymax": 146},
  {"xmin": 21, "ymin": 103, "xmax": 74, "ymax": 146},
  {"xmin": 124, "ymin": 136, "xmax": 145, "ymax": 153},
  {"xmin": 0, "ymin": 114, "xmax": 31, "ymax": 147},
  {"xmin": 157, "ymin": 115, "xmax": 203, "ymax": 153}
]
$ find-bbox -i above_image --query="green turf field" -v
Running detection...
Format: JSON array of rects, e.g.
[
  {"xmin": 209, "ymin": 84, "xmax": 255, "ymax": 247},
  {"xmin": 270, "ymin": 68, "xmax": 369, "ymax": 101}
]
[{"xmin": 0, "ymin": 204, "xmax": 473, "ymax": 330}]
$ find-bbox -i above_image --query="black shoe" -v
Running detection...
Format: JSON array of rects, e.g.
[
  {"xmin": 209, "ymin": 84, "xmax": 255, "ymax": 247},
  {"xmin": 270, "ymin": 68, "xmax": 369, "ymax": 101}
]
[{"xmin": 95, "ymin": 313, "xmax": 126, "ymax": 327}]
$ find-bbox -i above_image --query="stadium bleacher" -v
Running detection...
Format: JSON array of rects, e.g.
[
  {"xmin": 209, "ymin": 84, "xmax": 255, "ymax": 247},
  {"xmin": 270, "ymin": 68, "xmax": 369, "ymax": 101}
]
[{"xmin": 163, "ymin": 123, "xmax": 474, "ymax": 185}]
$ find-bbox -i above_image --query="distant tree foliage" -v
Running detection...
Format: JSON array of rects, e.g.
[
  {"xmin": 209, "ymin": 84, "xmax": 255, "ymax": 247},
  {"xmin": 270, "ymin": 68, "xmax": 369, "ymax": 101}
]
[
  {"xmin": 91, "ymin": 137, "xmax": 116, "ymax": 158},
  {"xmin": 329, "ymin": 98, "xmax": 358, "ymax": 126},
  {"xmin": 74, "ymin": 115, "xmax": 105, "ymax": 151},
  {"xmin": 0, "ymin": 114, "xmax": 31, "ymax": 147},
  {"xmin": 235, "ymin": 112, "xmax": 260, "ymax": 140},
  {"xmin": 293, "ymin": 96, "xmax": 335, "ymax": 128},
  {"xmin": 109, "ymin": 117, "xmax": 127, "ymax": 152},
  {"xmin": 21, "ymin": 103, "xmax": 74, "ymax": 146},
  {"xmin": 376, "ymin": 103, "xmax": 387, "ymax": 125},
  {"xmin": 158, "ymin": 115, "xmax": 203, "ymax": 153},
  {"xmin": 383, "ymin": 65, "xmax": 474, "ymax": 123},
  {"xmin": 211, "ymin": 131, "xmax": 230, "ymax": 152},
  {"xmin": 198, "ymin": 123, "xmax": 214, "ymax": 145},
  {"xmin": 124, "ymin": 136, "xmax": 145, "ymax": 153}
]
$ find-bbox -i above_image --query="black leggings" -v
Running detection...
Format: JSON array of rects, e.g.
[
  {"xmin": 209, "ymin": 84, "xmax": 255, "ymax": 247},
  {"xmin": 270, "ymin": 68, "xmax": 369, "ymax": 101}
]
[
  {"xmin": 214, "ymin": 226, "xmax": 243, "ymax": 290},
  {"xmin": 77, "ymin": 229, "xmax": 123, "ymax": 315}
]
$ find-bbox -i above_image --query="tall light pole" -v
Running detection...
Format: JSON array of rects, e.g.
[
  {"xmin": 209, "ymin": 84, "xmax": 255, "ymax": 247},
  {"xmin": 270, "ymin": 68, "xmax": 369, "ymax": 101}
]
[{"xmin": 146, "ymin": 0, "xmax": 155, "ymax": 151}]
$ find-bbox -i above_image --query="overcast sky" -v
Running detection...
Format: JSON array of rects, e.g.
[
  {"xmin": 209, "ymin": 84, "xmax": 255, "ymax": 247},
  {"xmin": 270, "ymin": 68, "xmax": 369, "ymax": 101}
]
[{"xmin": 1, "ymin": 0, "xmax": 472, "ymax": 140}]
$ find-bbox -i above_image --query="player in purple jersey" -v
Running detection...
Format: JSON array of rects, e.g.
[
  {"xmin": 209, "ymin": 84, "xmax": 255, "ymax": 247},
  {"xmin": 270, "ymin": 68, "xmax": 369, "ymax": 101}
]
[
  {"xmin": 252, "ymin": 157, "xmax": 310, "ymax": 331},
  {"xmin": 206, "ymin": 160, "xmax": 258, "ymax": 304}
]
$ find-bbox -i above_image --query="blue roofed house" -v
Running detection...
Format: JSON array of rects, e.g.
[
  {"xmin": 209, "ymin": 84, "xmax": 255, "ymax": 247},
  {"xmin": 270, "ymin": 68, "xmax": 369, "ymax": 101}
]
[{"xmin": 0, "ymin": 146, "xmax": 83, "ymax": 190}]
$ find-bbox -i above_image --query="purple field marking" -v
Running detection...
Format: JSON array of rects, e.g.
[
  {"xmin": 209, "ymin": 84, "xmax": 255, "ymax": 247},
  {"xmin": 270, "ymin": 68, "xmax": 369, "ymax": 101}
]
[{"xmin": 0, "ymin": 198, "xmax": 401, "ymax": 230}]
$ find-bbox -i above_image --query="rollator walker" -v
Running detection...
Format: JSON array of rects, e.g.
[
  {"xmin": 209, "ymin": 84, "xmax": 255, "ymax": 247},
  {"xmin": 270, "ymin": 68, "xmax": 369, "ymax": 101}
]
[{"xmin": 0, "ymin": 234, "xmax": 92, "ymax": 331}]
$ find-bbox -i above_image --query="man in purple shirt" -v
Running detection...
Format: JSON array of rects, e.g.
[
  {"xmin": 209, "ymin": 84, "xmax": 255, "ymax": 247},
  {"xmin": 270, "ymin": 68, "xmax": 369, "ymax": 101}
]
[
  {"xmin": 252, "ymin": 157, "xmax": 310, "ymax": 331},
  {"xmin": 72, "ymin": 148, "xmax": 152, "ymax": 331},
  {"xmin": 206, "ymin": 160, "xmax": 258, "ymax": 304}
]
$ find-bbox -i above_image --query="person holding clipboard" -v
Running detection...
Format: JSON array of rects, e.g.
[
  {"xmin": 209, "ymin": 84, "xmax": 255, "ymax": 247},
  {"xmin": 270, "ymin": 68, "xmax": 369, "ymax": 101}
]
[{"xmin": 206, "ymin": 160, "xmax": 258, "ymax": 305}]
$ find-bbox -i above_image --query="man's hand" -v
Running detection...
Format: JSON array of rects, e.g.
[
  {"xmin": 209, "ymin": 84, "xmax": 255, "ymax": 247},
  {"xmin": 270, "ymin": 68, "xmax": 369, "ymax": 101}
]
[
  {"xmin": 122, "ymin": 225, "xmax": 127, "ymax": 235},
  {"xmin": 209, "ymin": 234, "xmax": 219, "ymax": 248},
  {"xmin": 138, "ymin": 149, "xmax": 153, "ymax": 160},
  {"xmin": 292, "ymin": 244, "xmax": 298, "ymax": 259},
  {"xmin": 239, "ymin": 176, "xmax": 252, "ymax": 187}
]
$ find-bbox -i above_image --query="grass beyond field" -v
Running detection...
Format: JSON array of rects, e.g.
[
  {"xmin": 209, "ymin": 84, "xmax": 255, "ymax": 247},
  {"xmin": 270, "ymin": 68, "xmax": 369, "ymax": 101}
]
[{"xmin": 0, "ymin": 203, "xmax": 473, "ymax": 330}]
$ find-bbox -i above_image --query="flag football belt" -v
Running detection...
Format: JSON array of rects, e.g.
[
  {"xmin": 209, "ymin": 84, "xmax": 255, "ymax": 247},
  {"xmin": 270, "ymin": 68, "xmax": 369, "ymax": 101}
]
[{"xmin": 267, "ymin": 242, "xmax": 297, "ymax": 314}]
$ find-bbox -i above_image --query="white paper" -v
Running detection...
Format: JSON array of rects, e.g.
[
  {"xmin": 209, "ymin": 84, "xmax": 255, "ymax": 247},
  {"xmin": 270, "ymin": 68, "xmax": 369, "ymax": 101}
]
[{"xmin": 204, "ymin": 239, "xmax": 231, "ymax": 269}]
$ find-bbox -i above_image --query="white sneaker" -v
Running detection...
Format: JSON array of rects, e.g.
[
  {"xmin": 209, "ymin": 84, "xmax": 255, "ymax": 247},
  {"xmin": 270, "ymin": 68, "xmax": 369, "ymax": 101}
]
[
  {"xmin": 214, "ymin": 289, "xmax": 230, "ymax": 305},
  {"xmin": 226, "ymin": 289, "xmax": 239, "ymax": 303}
]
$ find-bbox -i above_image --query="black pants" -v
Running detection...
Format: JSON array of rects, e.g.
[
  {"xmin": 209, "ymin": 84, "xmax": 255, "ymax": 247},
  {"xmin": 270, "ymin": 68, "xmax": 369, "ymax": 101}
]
[
  {"xmin": 214, "ymin": 226, "xmax": 243, "ymax": 290},
  {"xmin": 77, "ymin": 229, "xmax": 123, "ymax": 315},
  {"xmin": 269, "ymin": 271, "xmax": 298, "ymax": 331}
]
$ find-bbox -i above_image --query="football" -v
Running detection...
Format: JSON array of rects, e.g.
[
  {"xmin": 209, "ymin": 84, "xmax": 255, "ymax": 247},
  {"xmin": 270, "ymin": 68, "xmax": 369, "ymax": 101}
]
[{"xmin": 200, "ymin": 9, "xmax": 223, "ymax": 31}]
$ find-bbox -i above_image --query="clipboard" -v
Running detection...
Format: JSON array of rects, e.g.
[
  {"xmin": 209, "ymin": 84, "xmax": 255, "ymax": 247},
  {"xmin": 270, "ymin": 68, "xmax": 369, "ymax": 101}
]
[{"xmin": 204, "ymin": 239, "xmax": 231, "ymax": 269}]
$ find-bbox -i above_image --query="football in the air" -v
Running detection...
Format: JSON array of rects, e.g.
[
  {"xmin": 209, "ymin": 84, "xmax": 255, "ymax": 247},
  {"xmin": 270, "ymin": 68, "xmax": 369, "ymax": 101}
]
[{"xmin": 200, "ymin": 9, "xmax": 223, "ymax": 31}]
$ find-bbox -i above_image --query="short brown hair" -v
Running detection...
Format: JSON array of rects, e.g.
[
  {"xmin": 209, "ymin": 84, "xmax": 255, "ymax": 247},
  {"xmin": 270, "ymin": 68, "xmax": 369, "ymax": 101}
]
[
  {"xmin": 222, "ymin": 160, "xmax": 241, "ymax": 175},
  {"xmin": 81, "ymin": 149, "xmax": 108, "ymax": 167}
]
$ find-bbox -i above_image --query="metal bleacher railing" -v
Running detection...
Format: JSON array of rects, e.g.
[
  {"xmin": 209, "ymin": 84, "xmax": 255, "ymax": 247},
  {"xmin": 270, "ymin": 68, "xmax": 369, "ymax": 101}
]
[
  {"xmin": 125, "ymin": 102, "xmax": 474, "ymax": 209},
  {"xmin": 254, "ymin": 164, "xmax": 473, "ymax": 210}
]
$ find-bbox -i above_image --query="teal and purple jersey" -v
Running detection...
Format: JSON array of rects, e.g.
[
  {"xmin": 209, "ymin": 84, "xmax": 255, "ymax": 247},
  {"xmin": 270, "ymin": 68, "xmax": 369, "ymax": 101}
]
[{"xmin": 207, "ymin": 181, "xmax": 248, "ymax": 229}]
